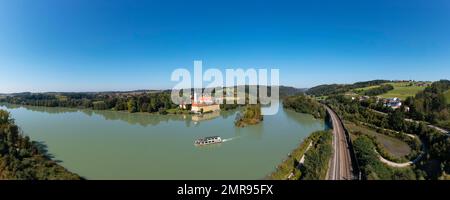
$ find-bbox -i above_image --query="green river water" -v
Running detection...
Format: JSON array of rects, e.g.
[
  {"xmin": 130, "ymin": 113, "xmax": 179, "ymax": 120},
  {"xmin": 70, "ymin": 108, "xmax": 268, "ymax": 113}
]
[{"xmin": 0, "ymin": 103, "xmax": 325, "ymax": 180}]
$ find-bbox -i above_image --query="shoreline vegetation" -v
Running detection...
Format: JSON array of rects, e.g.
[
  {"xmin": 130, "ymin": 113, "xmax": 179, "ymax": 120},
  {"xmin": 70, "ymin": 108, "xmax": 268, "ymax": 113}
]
[
  {"xmin": 0, "ymin": 91, "xmax": 181, "ymax": 115},
  {"xmin": 0, "ymin": 109, "xmax": 82, "ymax": 180},
  {"xmin": 268, "ymin": 130, "xmax": 332, "ymax": 180},
  {"xmin": 0, "ymin": 86, "xmax": 303, "ymax": 116},
  {"xmin": 234, "ymin": 104, "xmax": 263, "ymax": 127},
  {"xmin": 269, "ymin": 95, "xmax": 332, "ymax": 180},
  {"xmin": 282, "ymin": 94, "xmax": 326, "ymax": 119}
]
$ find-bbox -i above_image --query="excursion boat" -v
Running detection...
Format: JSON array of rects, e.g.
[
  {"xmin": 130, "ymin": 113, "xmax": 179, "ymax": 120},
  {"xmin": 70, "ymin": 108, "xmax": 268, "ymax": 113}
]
[{"xmin": 194, "ymin": 136, "xmax": 222, "ymax": 146}]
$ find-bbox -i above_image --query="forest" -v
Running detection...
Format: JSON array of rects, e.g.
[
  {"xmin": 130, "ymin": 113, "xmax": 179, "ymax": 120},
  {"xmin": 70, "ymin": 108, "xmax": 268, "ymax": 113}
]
[
  {"xmin": 306, "ymin": 80, "xmax": 390, "ymax": 96},
  {"xmin": 404, "ymin": 80, "xmax": 450, "ymax": 129},
  {"xmin": 282, "ymin": 94, "xmax": 326, "ymax": 118},
  {"xmin": 2, "ymin": 91, "xmax": 178, "ymax": 114}
]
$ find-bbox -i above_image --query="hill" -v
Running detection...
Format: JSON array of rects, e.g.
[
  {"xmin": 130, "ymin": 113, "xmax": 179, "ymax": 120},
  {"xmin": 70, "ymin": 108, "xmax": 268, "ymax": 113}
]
[
  {"xmin": 354, "ymin": 81, "xmax": 429, "ymax": 100},
  {"xmin": 306, "ymin": 80, "xmax": 390, "ymax": 96}
]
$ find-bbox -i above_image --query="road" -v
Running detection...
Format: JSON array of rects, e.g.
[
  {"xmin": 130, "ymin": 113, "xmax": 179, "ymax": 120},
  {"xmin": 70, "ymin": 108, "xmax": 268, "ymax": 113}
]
[
  {"xmin": 375, "ymin": 148, "xmax": 425, "ymax": 168},
  {"xmin": 325, "ymin": 106, "xmax": 354, "ymax": 180},
  {"xmin": 369, "ymin": 109, "xmax": 449, "ymax": 135},
  {"xmin": 287, "ymin": 141, "xmax": 313, "ymax": 180}
]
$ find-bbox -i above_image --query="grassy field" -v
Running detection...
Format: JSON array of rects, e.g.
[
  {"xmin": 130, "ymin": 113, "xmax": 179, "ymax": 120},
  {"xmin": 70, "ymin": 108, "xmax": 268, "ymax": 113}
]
[
  {"xmin": 444, "ymin": 89, "xmax": 450, "ymax": 104},
  {"xmin": 345, "ymin": 122, "xmax": 411, "ymax": 159},
  {"xmin": 353, "ymin": 82, "xmax": 427, "ymax": 100}
]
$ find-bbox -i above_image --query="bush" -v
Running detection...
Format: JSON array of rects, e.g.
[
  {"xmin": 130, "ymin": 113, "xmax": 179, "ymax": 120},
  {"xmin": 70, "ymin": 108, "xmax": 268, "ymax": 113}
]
[
  {"xmin": 283, "ymin": 94, "xmax": 325, "ymax": 118},
  {"xmin": 301, "ymin": 131, "xmax": 332, "ymax": 180},
  {"xmin": 353, "ymin": 135, "xmax": 416, "ymax": 180}
]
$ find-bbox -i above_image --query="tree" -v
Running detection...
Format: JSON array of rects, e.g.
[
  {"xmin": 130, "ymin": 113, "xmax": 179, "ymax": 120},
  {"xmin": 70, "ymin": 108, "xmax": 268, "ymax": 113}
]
[
  {"xmin": 6, "ymin": 125, "xmax": 19, "ymax": 145},
  {"xmin": 140, "ymin": 103, "xmax": 149, "ymax": 112},
  {"xmin": 388, "ymin": 109, "xmax": 405, "ymax": 131},
  {"xmin": 0, "ymin": 141, "xmax": 7, "ymax": 155},
  {"xmin": 127, "ymin": 98, "xmax": 138, "ymax": 113},
  {"xmin": 0, "ymin": 110, "xmax": 10, "ymax": 124},
  {"xmin": 92, "ymin": 101, "xmax": 107, "ymax": 110}
]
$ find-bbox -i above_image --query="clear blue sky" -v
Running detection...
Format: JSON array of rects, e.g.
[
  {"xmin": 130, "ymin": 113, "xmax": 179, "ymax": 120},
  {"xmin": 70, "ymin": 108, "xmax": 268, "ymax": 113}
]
[{"xmin": 0, "ymin": 0, "xmax": 449, "ymax": 93}]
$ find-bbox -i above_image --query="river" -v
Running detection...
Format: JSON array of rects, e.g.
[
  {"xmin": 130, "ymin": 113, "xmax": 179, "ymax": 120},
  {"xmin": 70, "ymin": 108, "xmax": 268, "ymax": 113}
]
[{"xmin": 0, "ymin": 103, "xmax": 325, "ymax": 180}]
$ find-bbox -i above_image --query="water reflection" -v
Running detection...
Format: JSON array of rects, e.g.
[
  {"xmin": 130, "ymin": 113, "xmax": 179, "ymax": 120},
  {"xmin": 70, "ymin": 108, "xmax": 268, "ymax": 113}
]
[
  {"xmin": 0, "ymin": 102, "xmax": 326, "ymax": 179},
  {"xmin": 283, "ymin": 108, "xmax": 330, "ymax": 129},
  {"xmin": 0, "ymin": 103, "xmax": 239, "ymax": 127}
]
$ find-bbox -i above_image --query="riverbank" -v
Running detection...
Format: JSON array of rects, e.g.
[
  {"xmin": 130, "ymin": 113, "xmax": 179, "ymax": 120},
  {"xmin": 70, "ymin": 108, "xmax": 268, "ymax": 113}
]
[
  {"xmin": 0, "ymin": 109, "xmax": 82, "ymax": 180},
  {"xmin": 283, "ymin": 95, "xmax": 326, "ymax": 119},
  {"xmin": 1, "ymin": 103, "xmax": 325, "ymax": 179},
  {"xmin": 268, "ymin": 130, "xmax": 332, "ymax": 180}
]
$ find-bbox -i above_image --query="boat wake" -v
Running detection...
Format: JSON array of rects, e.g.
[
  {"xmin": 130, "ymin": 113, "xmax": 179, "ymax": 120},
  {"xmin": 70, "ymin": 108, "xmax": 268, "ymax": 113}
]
[{"xmin": 222, "ymin": 136, "xmax": 241, "ymax": 142}]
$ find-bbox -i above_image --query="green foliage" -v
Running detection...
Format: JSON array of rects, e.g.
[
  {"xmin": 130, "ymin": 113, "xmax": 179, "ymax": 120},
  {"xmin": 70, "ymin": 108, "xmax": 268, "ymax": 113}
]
[
  {"xmin": 301, "ymin": 131, "xmax": 332, "ymax": 180},
  {"xmin": 327, "ymin": 94, "xmax": 449, "ymax": 179},
  {"xmin": 269, "ymin": 131, "xmax": 331, "ymax": 180},
  {"xmin": 127, "ymin": 98, "xmax": 138, "ymax": 113},
  {"xmin": 220, "ymin": 103, "xmax": 239, "ymax": 111},
  {"xmin": 347, "ymin": 122, "xmax": 421, "ymax": 161},
  {"xmin": 363, "ymin": 84, "xmax": 394, "ymax": 96},
  {"xmin": 2, "ymin": 91, "xmax": 178, "ymax": 114},
  {"xmin": 92, "ymin": 101, "xmax": 107, "ymax": 110},
  {"xmin": 379, "ymin": 82, "xmax": 427, "ymax": 100},
  {"xmin": 444, "ymin": 90, "xmax": 450, "ymax": 105},
  {"xmin": 0, "ymin": 110, "xmax": 11, "ymax": 124},
  {"xmin": 404, "ymin": 80, "xmax": 450, "ymax": 128},
  {"xmin": 306, "ymin": 80, "xmax": 390, "ymax": 96},
  {"xmin": 283, "ymin": 94, "xmax": 325, "ymax": 118},
  {"xmin": 356, "ymin": 131, "xmax": 407, "ymax": 163},
  {"xmin": 388, "ymin": 109, "xmax": 405, "ymax": 132},
  {"xmin": 353, "ymin": 135, "xmax": 416, "ymax": 180},
  {"xmin": 235, "ymin": 104, "xmax": 263, "ymax": 127}
]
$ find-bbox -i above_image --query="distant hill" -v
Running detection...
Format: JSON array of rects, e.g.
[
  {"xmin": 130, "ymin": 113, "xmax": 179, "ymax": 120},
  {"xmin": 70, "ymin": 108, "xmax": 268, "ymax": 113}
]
[
  {"xmin": 354, "ymin": 81, "xmax": 430, "ymax": 100},
  {"xmin": 306, "ymin": 80, "xmax": 390, "ymax": 96},
  {"xmin": 171, "ymin": 85, "xmax": 306, "ymax": 98},
  {"xmin": 278, "ymin": 86, "xmax": 307, "ymax": 97}
]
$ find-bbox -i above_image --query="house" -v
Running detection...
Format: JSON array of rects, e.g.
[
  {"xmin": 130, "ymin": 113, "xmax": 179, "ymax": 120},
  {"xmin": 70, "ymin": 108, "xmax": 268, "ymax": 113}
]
[
  {"xmin": 387, "ymin": 101, "xmax": 402, "ymax": 109},
  {"xmin": 359, "ymin": 96, "xmax": 370, "ymax": 101},
  {"xmin": 383, "ymin": 97, "xmax": 402, "ymax": 109},
  {"xmin": 384, "ymin": 97, "xmax": 399, "ymax": 102},
  {"xmin": 191, "ymin": 93, "xmax": 220, "ymax": 114},
  {"xmin": 416, "ymin": 82, "xmax": 430, "ymax": 87}
]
